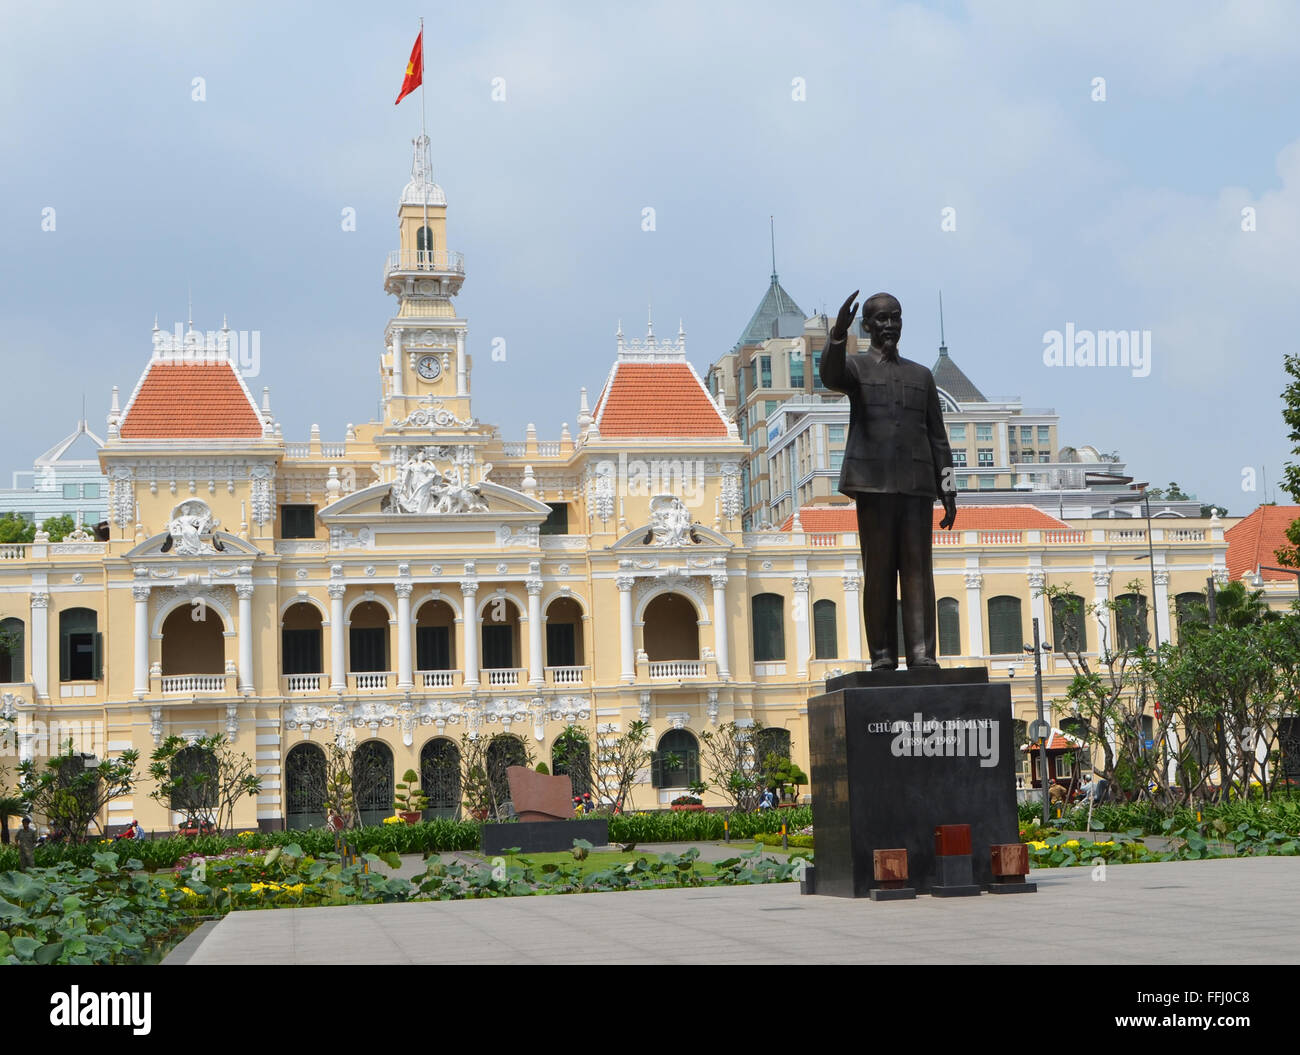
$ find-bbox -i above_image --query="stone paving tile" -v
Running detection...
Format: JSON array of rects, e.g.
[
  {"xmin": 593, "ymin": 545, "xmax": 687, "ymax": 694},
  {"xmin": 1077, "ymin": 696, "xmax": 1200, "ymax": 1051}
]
[{"xmin": 178, "ymin": 856, "xmax": 1300, "ymax": 964}]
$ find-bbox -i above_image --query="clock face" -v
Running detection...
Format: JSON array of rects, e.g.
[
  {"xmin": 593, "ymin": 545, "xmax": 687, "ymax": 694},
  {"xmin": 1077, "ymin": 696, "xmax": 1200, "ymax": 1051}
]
[{"xmin": 417, "ymin": 355, "xmax": 442, "ymax": 381}]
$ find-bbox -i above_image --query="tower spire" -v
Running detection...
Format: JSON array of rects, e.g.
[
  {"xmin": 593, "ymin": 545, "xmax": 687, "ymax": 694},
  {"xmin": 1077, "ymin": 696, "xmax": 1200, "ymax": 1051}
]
[
  {"xmin": 938, "ymin": 290, "xmax": 948, "ymax": 357},
  {"xmin": 770, "ymin": 215, "xmax": 777, "ymax": 279}
]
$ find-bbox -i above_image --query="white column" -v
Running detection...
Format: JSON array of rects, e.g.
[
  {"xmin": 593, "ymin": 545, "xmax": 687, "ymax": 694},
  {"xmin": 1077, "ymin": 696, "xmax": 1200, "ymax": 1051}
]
[
  {"xmin": 842, "ymin": 573, "xmax": 863, "ymax": 662},
  {"xmin": 526, "ymin": 578, "xmax": 544, "ymax": 686},
  {"xmin": 964, "ymin": 571, "xmax": 984, "ymax": 658},
  {"xmin": 1028, "ymin": 569, "xmax": 1046, "ymax": 642},
  {"xmin": 328, "ymin": 584, "xmax": 346, "ymax": 691},
  {"xmin": 236, "ymin": 584, "xmax": 254, "ymax": 693},
  {"xmin": 793, "ymin": 576, "xmax": 811, "ymax": 677},
  {"xmin": 391, "ymin": 330, "xmax": 404, "ymax": 397},
  {"xmin": 711, "ymin": 572, "xmax": 730, "ymax": 679},
  {"xmin": 1092, "ymin": 569, "xmax": 1111, "ymax": 653},
  {"xmin": 455, "ymin": 329, "xmax": 467, "ymax": 397},
  {"xmin": 461, "ymin": 580, "xmax": 480, "ymax": 686},
  {"xmin": 30, "ymin": 591, "xmax": 49, "ymax": 700},
  {"xmin": 1153, "ymin": 568, "xmax": 1170, "ymax": 650},
  {"xmin": 133, "ymin": 585, "xmax": 151, "ymax": 697},
  {"xmin": 617, "ymin": 575, "xmax": 635, "ymax": 683},
  {"xmin": 396, "ymin": 582, "xmax": 413, "ymax": 689}
]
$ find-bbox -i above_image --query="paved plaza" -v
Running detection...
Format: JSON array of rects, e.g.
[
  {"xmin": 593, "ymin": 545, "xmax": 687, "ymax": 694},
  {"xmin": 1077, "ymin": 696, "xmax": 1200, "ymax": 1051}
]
[{"xmin": 169, "ymin": 855, "xmax": 1300, "ymax": 965}]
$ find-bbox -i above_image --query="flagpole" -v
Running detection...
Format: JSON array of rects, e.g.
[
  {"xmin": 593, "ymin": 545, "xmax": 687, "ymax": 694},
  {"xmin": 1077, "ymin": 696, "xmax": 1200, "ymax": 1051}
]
[{"xmin": 418, "ymin": 17, "xmax": 428, "ymax": 266}]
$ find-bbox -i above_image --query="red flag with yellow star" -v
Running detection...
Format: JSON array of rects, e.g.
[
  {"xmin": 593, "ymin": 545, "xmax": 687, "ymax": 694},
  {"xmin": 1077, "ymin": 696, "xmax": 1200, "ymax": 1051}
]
[{"xmin": 395, "ymin": 30, "xmax": 423, "ymax": 105}]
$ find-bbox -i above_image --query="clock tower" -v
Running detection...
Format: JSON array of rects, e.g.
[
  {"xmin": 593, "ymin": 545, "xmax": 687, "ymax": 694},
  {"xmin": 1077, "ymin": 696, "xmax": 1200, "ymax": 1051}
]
[{"xmin": 381, "ymin": 134, "xmax": 471, "ymax": 424}]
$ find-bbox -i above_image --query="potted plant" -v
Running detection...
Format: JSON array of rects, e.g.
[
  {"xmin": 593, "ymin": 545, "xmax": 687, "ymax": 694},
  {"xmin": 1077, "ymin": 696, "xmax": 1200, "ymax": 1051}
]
[{"xmin": 393, "ymin": 769, "xmax": 429, "ymax": 824}]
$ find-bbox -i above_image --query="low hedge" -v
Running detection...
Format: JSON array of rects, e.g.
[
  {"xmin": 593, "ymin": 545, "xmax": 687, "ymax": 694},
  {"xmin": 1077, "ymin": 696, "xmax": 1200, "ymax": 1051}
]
[
  {"xmin": 1017, "ymin": 797, "xmax": 1300, "ymax": 836},
  {"xmin": 752, "ymin": 831, "xmax": 815, "ymax": 849}
]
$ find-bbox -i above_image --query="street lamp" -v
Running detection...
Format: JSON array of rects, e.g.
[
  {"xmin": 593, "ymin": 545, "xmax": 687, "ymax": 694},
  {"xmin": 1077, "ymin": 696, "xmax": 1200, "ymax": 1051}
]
[
  {"xmin": 1025, "ymin": 618, "xmax": 1052, "ymax": 826},
  {"xmin": 1110, "ymin": 488, "xmax": 1161, "ymax": 785}
]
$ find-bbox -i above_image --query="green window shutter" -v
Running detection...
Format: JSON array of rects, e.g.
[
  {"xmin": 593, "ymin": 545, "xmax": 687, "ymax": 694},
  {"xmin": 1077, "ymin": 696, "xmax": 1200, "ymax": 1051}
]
[
  {"xmin": 813, "ymin": 600, "xmax": 837, "ymax": 659},
  {"xmin": 650, "ymin": 751, "xmax": 663, "ymax": 788},
  {"xmin": 938, "ymin": 598, "xmax": 961, "ymax": 656},
  {"xmin": 987, "ymin": 596, "xmax": 1023, "ymax": 656},
  {"xmin": 59, "ymin": 633, "xmax": 71, "ymax": 682},
  {"xmin": 93, "ymin": 632, "xmax": 103, "ymax": 681},
  {"xmin": 752, "ymin": 594, "xmax": 785, "ymax": 662}
]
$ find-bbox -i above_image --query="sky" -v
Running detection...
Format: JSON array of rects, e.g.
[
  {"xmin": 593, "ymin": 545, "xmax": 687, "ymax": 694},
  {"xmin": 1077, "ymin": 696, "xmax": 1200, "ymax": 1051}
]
[{"xmin": 2, "ymin": 0, "xmax": 1299, "ymax": 514}]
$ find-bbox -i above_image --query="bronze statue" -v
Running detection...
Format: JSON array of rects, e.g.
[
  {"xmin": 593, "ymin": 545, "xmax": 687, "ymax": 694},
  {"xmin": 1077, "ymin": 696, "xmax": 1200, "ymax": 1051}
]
[{"xmin": 819, "ymin": 291, "xmax": 957, "ymax": 669}]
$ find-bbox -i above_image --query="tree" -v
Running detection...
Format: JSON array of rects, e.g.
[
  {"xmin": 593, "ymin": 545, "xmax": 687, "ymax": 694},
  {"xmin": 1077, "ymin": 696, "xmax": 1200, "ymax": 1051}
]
[
  {"xmin": 1039, "ymin": 582, "xmax": 1159, "ymax": 801},
  {"xmin": 1277, "ymin": 352, "xmax": 1300, "ymax": 567},
  {"xmin": 18, "ymin": 739, "xmax": 138, "ymax": 842},
  {"xmin": 320, "ymin": 727, "xmax": 360, "ymax": 830},
  {"xmin": 698, "ymin": 722, "xmax": 764, "ymax": 813},
  {"xmin": 0, "ymin": 795, "xmax": 23, "ymax": 845},
  {"xmin": 550, "ymin": 725, "xmax": 592, "ymax": 796},
  {"xmin": 147, "ymin": 734, "xmax": 261, "ymax": 835},
  {"xmin": 589, "ymin": 720, "xmax": 652, "ymax": 814},
  {"xmin": 0, "ymin": 514, "xmax": 36, "ymax": 544}
]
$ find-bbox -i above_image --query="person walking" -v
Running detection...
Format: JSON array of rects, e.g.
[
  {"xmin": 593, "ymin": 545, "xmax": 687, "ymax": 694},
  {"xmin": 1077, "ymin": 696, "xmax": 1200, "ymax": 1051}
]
[{"xmin": 16, "ymin": 815, "xmax": 38, "ymax": 870}]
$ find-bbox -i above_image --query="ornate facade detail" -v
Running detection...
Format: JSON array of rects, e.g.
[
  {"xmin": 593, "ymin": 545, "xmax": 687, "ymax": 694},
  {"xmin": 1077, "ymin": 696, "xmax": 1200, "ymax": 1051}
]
[
  {"xmin": 149, "ymin": 707, "xmax": 163, "ymax": 745},
  {"xmin": 285, "ymin": 704, "xmax": 336, "ymax": 736},
  {"xmin": 1027, "ymin": 570, "xmax": 1045, "ymax": 590},
  {"xmin": 390, "ymin": 396, "xmax": 476, "ymax": 430},
  {"xmin": 710, "ymin": 572, "xmax": 729, "ymax": 589},
  {"xmin": 964, "ymin": 572, "xmax": 984, "ymax": 590},
  {"xmin": 248, "ymin": 465, "xmax": 274, "ymax": 524},
  {"xmin": 590, "ymin": 468, "xmax": 615, "ymax": 522},
  {"xmin": 111, "ymin": 468, "xmax": 134, "ymax": 528},
  {"xmin": 531, "ymin": 698, "xmax": 547, "ymax": 741},
  {"xmin": 459, "ymin": 579, "xmax": 480, "ymax": 596},
  {"xmin": 390, "ymin": 447, "xmax": 488, "ymax": 515},
  {"xmin": 327, "ymin": 583, "xmax": 346, "ymax": 601},
  {"xmin": 329, "ymin": 525, "xmax": 374, "ymax": 550},
  {"xmin": 665, "ymin": 712, "xmax": 690, "ymax": 731},
  {"xmin": 639, "ymin": 691, "xmax": 652, "ymax": 721},
  {"xmin": 352, "ymin": 700, "xmax": 397, "ymax": 734},
  {"xmin": 394, "ymin": 581, "xmax": 413, "ymax": 599},
  {"xmin": 791, "ymin": 576, "xmax": 811, "ymax": 593},
  {"xmin": 30, "ymin": 592, "xmax": 49, "ymax": 609},
  {"xmin": 720, "ymin": 462, "xmax": 742, "ymax": 518},
  {"xmin": 646, "ymin": 495, "xmax": 700, "ymax": 547},
  {"xmin": 235, "ymin": 583, "xmax": 255, "ymax": 600},
  {"xmin": 1153, "ymin": 570, "xmax": 1170, "ymax": 587},
  {"xmin": 548, "ymin": 697, "xmax": 592, "ymax": 724},
  {"xmin": 162, "ymin": 499, "xmax": 223, "ymax": 556},
  {"xmin": 1092, "ymin": 569, "xmax": 1112, "ymax": 588},
  {"xmin": 225, "ymin": 703, "xmax": 240, "ymax": 738},
  {"xmin": 842, "ymin": 573, "xmax": 862, "ymax": 591},
  {"xmin": 707, "ymin": 689, "xmax": 719, "ymax": 725},
  {"xmin": 132, "ymin": 585, "xmax": 151, "ymax": 602},
  {"xmin": 495, "ymin": 523, "xmax": 539, "ymax": 547},
  {"xmin": 525, "ymin": 578, "xmax": 543, "ymax": 596},
  {"xmin": 615, "ymin": 575, "xmax": 635, "ymax": 592}
]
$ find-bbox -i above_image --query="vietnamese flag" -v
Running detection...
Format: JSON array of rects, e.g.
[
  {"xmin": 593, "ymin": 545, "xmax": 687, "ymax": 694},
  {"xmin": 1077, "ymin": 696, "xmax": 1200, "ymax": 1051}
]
[{"xmin": 395, "ymin": 30, "xmax": 423, "ymax": 105}]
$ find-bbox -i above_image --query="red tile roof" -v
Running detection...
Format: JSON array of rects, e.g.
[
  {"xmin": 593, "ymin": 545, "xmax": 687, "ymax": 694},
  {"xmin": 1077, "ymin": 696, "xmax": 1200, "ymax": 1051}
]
[
  {"xmin": 779, "ymin": 504, "xmax": 1071, "ymax": 533},
  {"xmin": 1226, "ymin": 504, "xmax": 1300, "ymax": 582},
  {"xmin": 1021, "ymin": 730, "xmax": 1087, "ymax": 752},
  {"xmin": 119, "ymin": 360, "xmax": 264, "ymax": 439},
  {"xmin": 592, "ymin": 362, "xmax": 729, "ymax": 438}
]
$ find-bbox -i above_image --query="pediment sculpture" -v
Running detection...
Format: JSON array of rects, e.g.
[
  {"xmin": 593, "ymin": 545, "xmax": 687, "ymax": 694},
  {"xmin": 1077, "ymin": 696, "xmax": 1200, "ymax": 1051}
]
[
  {"xmin": 161, "ymin": 500, "xmax": 224, "ymax": 555},
  {"xmin": 643, "ymin": 494, "xmax": 701, "ymax": 546},
  {"xmin": 390, "ymin": 449, "xmax": 488, "ymax": 515}
]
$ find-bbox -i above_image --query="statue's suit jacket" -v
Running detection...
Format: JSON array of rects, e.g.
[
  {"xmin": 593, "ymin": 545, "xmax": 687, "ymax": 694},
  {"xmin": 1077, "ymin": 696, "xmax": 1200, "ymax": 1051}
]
[{"xmin": 818, "ymin": 336, "xmax": 955, "ymax": 500}]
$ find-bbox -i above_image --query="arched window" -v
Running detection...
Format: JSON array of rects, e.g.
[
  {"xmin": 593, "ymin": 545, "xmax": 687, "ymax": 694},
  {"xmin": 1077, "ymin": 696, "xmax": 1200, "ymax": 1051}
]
[
  {"xmin": 481, "ymin": 599, "xmax": 521, "ymax": 671},
  {"xmin": 1050, "ymin": 593, "xmax": 1088, "ymax": 654},
  {"xmin": 349, "ymin": 601, "xmax": 390, "ymax": 673},
  {"xmin": 0, "ymin": 617, "xmax": 24, "ymax": 683},
  {"xmin": 937, "ymin": 598, "xmax": 961, "ymax": 656},
  {"xmin": 813, "ymin": 600, "xmax": 837, "ymax": 659},
  {"xmin": 987, "ymin": 596, "xmax": 1023, "ymax": 656},
  {"xmin": 487, "ymin": 734, "xmax": 528, "ymax": 811},
  {"xmin": 352, "ymin": 740, "xmax": 394, "ymax": 826},
  {"xmin": 545, "ymin": 597, "xmax": 584, "ymax": 668},
  {"xmin": 284, "ymin": 743, "xmax": 327, "ymax": 830},
  {"xmin": 1174, "ymin": 591, "xmax": 1207, "ymax": 634},
  {"xmin": 651, "ymin": 729, "xmax": 700, "ymax": 788},
  {"xmin": 754, "ymin": 727, "xmax": 791, "ymax": 766},
  {"xmin": 161, "ymin": 605, "xmax": 224, "ymax": 676},
  {"xmin": 1114, "ymin": 593, "xmax": 1149, "ymax": 652},
  {"xmin": 643, "ymin": 593, "xmax": 699, "ymax": 661},
  {"xmin": 415, "ymin": 600, "xmax": 455, "ymax": 671},
  {"xmin": 550, "ymin": 726, "xmax": 592, "ymax": 797},
  {"xmin": 416, "ymin": 224, "xmax": 434, "ymax": 265},
  {"xmin": 281, "ymin": 603, "xmax": 322, "ymax": 676},
  {"xmin": 420, "ymin": 738, "xmax": 461, "ymax": 819},
  {"xmin": 751, "ymin": 594, "xmax": 785, "ymax": 662},
  {"xmin": 171, "ymin": 745, "xmax": 218, "ymax": 822},
  {"xmin": 59, "ymin": 607, "xmax": 101, "ymax": 681}
]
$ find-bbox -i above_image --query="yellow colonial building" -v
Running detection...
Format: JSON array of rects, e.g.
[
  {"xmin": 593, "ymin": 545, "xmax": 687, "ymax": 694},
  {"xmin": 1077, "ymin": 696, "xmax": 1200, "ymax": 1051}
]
[{"xmin": 0, "ymin": 138, "xmax": 1236, "ymax": 833}]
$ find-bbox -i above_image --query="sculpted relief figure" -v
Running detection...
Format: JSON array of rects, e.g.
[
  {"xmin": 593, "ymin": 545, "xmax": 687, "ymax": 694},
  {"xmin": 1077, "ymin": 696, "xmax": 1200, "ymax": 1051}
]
[
  {"xmin": 819, "ymin": 291, "xmax": 957, "ymax": 669},
  {"xmin": 161, "ymin": 500, "xmax": 223, "ymax": 555}
]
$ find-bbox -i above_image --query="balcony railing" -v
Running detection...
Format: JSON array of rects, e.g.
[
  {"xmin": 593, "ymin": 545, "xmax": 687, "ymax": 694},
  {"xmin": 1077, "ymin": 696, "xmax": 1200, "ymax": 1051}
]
[
  {"xmin": 385, "ymin": 249, "xmax": 465, "ymax": 275},
  {"xmin": 351, "ymin": 671, "xmax": 392, "ymax": 691},
  {"xmin": 483, "ymin": 667, "xmax": 524, "ymax": 686},
  {"xmin": 419, "ymin": 670, "xmax": 458, "ymax": 688},
  {"xmin": 283, "ymin": 673, "xmax": 324, "ymax": 693},
  {"xmin": 545, "ymin": 665, "xmax": 588, "ymax": 685},
  {"xmin": 0, "ymin": 544, "xmax": 27, "ymax": 560},
  {"xmin": 162, "ymin": 674, "xmax": 227, "ymax": 694},
  {"xmin": 648, "ymin": 660, "xmax": 705, "ymax": 679}
]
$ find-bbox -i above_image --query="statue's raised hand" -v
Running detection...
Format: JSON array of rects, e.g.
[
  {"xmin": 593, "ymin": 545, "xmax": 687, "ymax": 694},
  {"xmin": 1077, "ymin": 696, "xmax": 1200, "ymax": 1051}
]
[{"xmin": 832, "ymin": 290, "xmax": 859, "ymax": 342}]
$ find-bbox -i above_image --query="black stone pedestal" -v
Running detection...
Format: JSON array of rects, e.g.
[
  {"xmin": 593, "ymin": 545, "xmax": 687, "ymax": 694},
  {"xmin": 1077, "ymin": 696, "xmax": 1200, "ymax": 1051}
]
[
  {"xmin": 988, "ymin": 881, "xmax": 1038, "ymax": 894},
  {"xmin": 868, "ymin": 887, "xmax": 917, "ymax": 901},
  {"xmin": 808, "ymin": 667, "xmax": 1018, "ymax": 897},
  {"xmin": 480, "ymin": 818, "xmax": 609, "ymax": 855}
]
